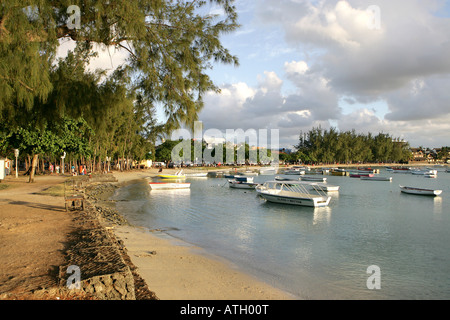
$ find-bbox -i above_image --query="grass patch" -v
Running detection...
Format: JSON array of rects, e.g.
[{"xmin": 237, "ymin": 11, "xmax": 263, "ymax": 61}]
[
  {"xmin": 0, "ymin": 184, "xmax": 10, "ymax": 191},
  {"xmin": 37, "ymin": 183, "xmax": 66, "ymax": 197}
]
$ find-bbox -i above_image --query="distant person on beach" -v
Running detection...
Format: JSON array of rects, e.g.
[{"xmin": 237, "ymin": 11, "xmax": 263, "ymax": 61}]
[{"xmin": 49, "ymin": 163, "xmax": 54, "ymax": 174}]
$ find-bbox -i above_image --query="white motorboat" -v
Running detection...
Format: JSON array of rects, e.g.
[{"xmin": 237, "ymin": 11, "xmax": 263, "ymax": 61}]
[
  {"xmin": 301, "ymin": 176, "xmax": 327, "ymax": 182},
  {"xmin": 284, "ymin": 168, "xmax": 306, "ymax": 175},
  {"xmin": 149, "ymin": 182, "xmax": 191, "ymax": 190},
  {"xmin": 228, "ymin": 180, "xmax": 260, "ymax": 189},
  {"xmin": 308, "ymin": 182, "xmax": 339, "ymax": 192},
  {"xmin": 399, "ymin": 185, "xmax": 442, "ymax": 196},
  {"xmin": 259, "ymin": 167, "xmax": 278, "ymax": 175},
  {"xmin": 237, "ymin": 170, "xmax": 259, "ymax": 176},
  {"xmin": 275, "ymin": 176, "xmax": 299, "ymax": 181},
  {"xmin": 360, "ymin": 176, "xmax": 393, "ymax": 182},
  {"xmin": 228, "ymin": 176, "xmax": 258, "ymax": 189},
  {"xmin": 411, "ymin": 169, "xmax": 437, "ymax": 176},
  {"xmin": 274, "ymin": 177, "xmax": 338, "ymax": 192},
  {"xmin": 184, "ymin": 172, "xmax": 208, "ymax": 177},
  {"xmin": 256, "ymin": 181, "xmax": 331, "ymax": 207}
]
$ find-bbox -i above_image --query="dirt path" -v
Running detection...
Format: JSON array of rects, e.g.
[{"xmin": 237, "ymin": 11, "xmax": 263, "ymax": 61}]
[{"xmin": 0, "ymin": 175, "xmax": 74, "ymax": 295}]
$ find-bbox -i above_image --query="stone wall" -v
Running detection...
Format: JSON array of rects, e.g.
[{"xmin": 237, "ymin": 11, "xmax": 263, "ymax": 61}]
[{"xmin": 59, "ymin": 178, "xmax": 157, "ymax": 300}]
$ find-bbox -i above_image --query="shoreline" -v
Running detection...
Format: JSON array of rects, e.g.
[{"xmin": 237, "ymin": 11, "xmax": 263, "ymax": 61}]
[
  {"xmin": 109, "ymin": 170, "xmax": 296, "ymax": 300},
  {"xmin": 1, "ymin": 162, "xmax": 445, "ymax": 299}
]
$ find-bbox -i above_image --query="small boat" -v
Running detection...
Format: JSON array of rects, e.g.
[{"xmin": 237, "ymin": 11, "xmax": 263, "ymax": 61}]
[
  {"xmin": 149, "ymin": 182, "xmax": 191, "ymax": 190},
  {"xmin": 392, "ymin": 167, "xmax": 411, "ymax": 174},
  {"xmin": 308, "ymin": 182, "xmax": 339, "ymax": 192},
  {"xmin": 424, "ymin": 173, "xmax": 437, "ymax": 178},
  {"xmin": 274, "ymin": 178, "xmax": 338, "ymax": 192},
  {"xmin": 349, "ymin": 173, "xmax": 374, "ymax": 178},
  {"xmin": 301, "ymin": 176, "xmax": 327, "ymax": 182},
  {"xmin": 411, "ymin": 169, "xmax": 437, "ymax": 176},
  {"xmin": 331, "ymin": 169, "xmax": 346, "ymax": 176},
  {"xmin": 357, "ymin": 167, "xmax": 379, "ymax": 173},
  {"xmin": 256, "ymin": 181, "xmax": 331, "ymax": 207},
  {"xmin": 360, "ymin": 176, "xmax": 392, "ymax": 181},
  {"xmin": 275, "ymin": 176, "xmax": 299, "ymax": 181},
  {"xmin": 184, "ymin": 172, "xmax": 208, "ymax": 177},
  {"xmin": 228, "ymin": 176, "xmax": 259, "ymax": 189},
  {"xmin": 158, "ymin": 170, "xmax": 186, "ymax": 179},
  {"xmin": 237, "ymin": 170, "xmax": 259, "ymax": 176},
  {"xmin": 399, "ymin": 185, "xmax": 442, "ymax": 196},
  {"xmin": 284, "ymin": 168, "xmax": 306, "ymax": 175},
  {"xmin": 259, "ymin": 167, "xmax": 278, "ymax": 175}
]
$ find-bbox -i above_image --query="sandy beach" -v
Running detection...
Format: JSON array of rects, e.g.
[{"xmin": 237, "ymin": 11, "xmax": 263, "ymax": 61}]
[{"xmin": 0, "ymin": 169, "xmax": 294, "ymax": 300}]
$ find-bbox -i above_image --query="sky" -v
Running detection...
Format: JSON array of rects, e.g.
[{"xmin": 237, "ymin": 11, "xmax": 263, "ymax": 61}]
[
  {"xmin": 197, "ymin": 0, "xmax": 450, "ymax": 149},
  {"xmin": 60, "ymin": 0, "xmax": 450, "ymax": 150}
]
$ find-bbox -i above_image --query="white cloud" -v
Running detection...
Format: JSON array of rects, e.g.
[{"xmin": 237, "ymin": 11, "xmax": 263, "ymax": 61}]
[{"xmin": 245, "ymin": 0, "xmax": 450, "ymax": 146}]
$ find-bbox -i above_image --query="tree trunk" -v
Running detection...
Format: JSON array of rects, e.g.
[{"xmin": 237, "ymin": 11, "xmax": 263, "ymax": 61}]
[{"xmin": 29, "ymin": 154, "xmax": 39, "ymax": 183}]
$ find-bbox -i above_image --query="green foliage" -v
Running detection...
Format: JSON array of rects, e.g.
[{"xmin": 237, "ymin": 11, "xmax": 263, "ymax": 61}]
[
  {"xmin": 1, "ymin": 116, "xmax": 93, "ymax": 158},
  {"xmin": 296, "ymin": 127, "xmax": 411, "ymax": 164},
  {"xmin": 0, "ymin": 0, "xmax": 240, "ymax": 131}
]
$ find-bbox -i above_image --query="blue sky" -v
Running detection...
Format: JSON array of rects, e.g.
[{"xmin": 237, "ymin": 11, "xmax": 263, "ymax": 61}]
[
  {"xmin": 198, "ymin": 0, "xmax": 450, "ymax": 149},
  {"xmin": 60, "ymin": 0, "xmax": 450, "ymax": 149}
]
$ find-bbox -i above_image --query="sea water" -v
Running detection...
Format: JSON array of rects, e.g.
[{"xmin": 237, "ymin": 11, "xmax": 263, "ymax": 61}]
[{"xmin": 113, "ymin": 168, "xmax": 450, "ymax": 300}]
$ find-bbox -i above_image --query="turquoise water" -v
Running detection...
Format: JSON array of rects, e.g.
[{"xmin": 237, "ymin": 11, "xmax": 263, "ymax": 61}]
[{"xmin": 113, "ymin": 168, "xmax": 450, "ymax": 300}]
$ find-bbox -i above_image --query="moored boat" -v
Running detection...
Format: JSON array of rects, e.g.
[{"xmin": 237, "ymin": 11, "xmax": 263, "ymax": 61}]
[
  {"xmin": 149, "ymin": 182, "xmax": 191, "ymax": 190},
  {"xmin": 360, "ymin": 176, "xmax": 392, "ymax": 181},
  {"xmin": 301, "ymin": 176, "xmax": 327, "ymax": 182},
  {"xmin": 284, "ymin": 168, "xmax": 306, "ymax": 175},
  {"xmin": 331, "ymin": 169, "xmax": 347, "ymax": 176},
  {"xmin": 158, "ymin": 170, "xmax": 186, "ymax": 179},
  {"xmin": 237, "ymin": 170, "xmax": 259, "ymax": 176},
  {"xmin": 392, "ymin": 167, "xmax": 411, "ymax": 174},
  {"xmin": 399, "ymin": 185, "xmax": 442, "ymax": 196},
  {"xmin": 228, "ymin": 176, "xmax": 259, "ymax": 189},
  {"xmin": 256, "ymin": 181, "xmax": 331, "ymax": 207},
  {"xmin": 411, "ymin": 169, "xmax": 437, "ymax": 176},
  {"xmin": 184, "ymin": 172, "xmax": 208, "ymax": 177},
  {"xmin": 275, "ymin": 176, "xmax": 299, "ymax": 181},
  {"xmin": 259, "ymin": 167, "xmax": 278, "ymax": 175},
  {"xmin": 349, "ymin": 173, "xmax": 374, "ymax": 178}
]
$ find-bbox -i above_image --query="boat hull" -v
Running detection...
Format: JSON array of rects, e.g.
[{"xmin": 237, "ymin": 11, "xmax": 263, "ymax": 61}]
[
  {"xmin": 185, "ymin": 173, "xmax": 208, "ymax": 177},
  {"xmin": 149, "ymin": 183, "xmax": 191, "ymax": 190},
  {"xmin": 258, "ymin": 191, "xmax": 330, "ymax": 207},
  {"xmin": 229, "ymin": 181, "xmax": 259, "ymax": 189},
  {"xmin": 349, "ymin": 173, "xmax": 374, "ymax": 178},
  {"xmin": 158, "ymin": 175, "xmax": 186, "ymax": 179},
  {"xmin": 400, "ymin": 186, "xmax": 442, "ymax": 196},
  {"xmin": 361, "ymin": 176, "xmax": 392, "ymax": 181},
  {"xmin": 301, "ymin": 176, "xmax": 327, "ymax": 182}
]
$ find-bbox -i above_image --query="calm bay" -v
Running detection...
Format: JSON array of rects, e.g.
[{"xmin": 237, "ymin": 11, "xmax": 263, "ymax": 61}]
[{"xmin": 113, "ymin": 167, "xmax": 450, "ymax": 300}]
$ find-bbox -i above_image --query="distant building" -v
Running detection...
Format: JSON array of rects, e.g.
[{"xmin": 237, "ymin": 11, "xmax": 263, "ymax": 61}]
[{"xmin": 410, "ymin": 148, "xmax": 425, "ymax": 161}]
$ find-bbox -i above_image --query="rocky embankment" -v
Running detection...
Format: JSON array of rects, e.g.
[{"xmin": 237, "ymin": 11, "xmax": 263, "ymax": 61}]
[{"xmin": 59, "ymin": 179, "xmax": 158, "ymax": 300}]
